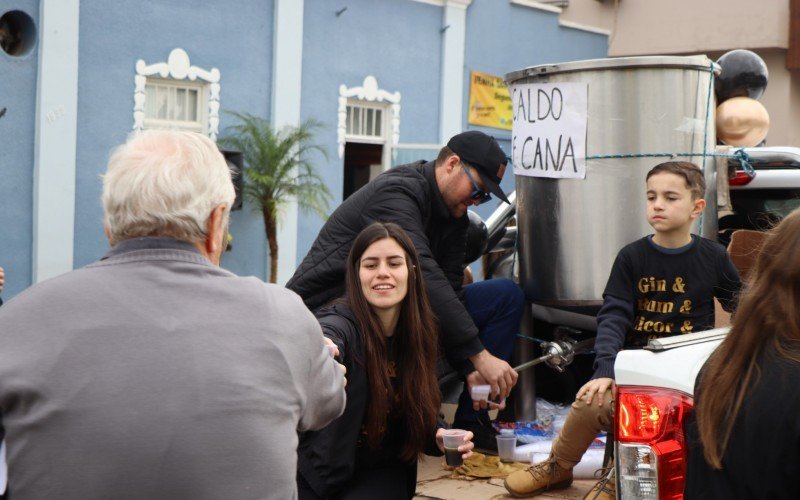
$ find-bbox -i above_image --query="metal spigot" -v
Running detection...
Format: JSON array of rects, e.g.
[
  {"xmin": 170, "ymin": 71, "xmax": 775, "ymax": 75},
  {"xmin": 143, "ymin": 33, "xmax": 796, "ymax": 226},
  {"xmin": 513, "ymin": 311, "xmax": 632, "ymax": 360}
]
[
  {"xmin": 513, "ymin": 333, "xmax": 594, "ymax": 374},
  {"xmin": 541, "ymin": 339, "xmax": 576, "ymax": 372}
]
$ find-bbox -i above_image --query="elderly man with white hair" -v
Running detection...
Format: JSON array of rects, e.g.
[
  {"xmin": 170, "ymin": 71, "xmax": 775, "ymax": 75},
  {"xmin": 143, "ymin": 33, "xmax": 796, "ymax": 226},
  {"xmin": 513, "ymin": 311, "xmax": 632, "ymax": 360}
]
[{"xmin": 0, "ymin": 130, "xmax": 346, "ymax": 500}]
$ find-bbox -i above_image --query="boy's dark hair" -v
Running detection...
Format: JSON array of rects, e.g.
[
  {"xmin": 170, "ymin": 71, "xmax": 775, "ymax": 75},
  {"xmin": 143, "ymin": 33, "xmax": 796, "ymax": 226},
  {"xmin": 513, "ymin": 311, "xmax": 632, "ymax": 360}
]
[{"xmin": 646, "ymin": 161, "xmax": 706, "ymax": 199}]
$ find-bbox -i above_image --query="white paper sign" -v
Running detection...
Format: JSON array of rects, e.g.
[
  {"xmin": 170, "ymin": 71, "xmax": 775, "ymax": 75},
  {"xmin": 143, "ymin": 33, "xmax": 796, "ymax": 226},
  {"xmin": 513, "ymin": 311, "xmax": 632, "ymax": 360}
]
[{"xmin": 510, "ymin": 82, "xmax": 588, "ymax": 179}]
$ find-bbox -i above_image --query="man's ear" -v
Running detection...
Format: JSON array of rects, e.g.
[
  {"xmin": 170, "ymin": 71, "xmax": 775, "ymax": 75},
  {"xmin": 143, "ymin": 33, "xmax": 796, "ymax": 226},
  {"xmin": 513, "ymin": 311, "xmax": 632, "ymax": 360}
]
[
  {"xmin": 444, "ymin": 154, "xmax": 460, "ymax": 173},
  {"xmin": 691, "ymin": 198, "xmax": 707, "ymax": 218},
  {"xmin": 204, "ymin": 204, "xmax": 228, "ymax": 263}
]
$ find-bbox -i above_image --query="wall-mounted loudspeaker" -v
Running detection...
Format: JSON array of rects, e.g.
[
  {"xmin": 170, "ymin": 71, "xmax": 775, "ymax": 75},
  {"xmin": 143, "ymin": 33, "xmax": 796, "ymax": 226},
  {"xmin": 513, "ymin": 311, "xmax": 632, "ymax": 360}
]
[{"xmin": 220, "ymin": 149, "xmax": 244, "ymax": 211}]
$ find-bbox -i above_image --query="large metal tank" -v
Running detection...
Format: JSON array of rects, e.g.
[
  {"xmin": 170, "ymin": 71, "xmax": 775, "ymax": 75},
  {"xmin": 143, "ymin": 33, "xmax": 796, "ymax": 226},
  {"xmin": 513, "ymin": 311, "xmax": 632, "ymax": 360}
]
[{"xmin": 506, "ymin": 56, "xmax": 718, "ymax": 311}]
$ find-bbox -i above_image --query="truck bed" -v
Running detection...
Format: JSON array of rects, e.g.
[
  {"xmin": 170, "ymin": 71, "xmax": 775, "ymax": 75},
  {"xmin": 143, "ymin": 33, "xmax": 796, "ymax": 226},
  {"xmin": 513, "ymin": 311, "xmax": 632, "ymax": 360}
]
[{"xmin": 614, "ymin": 328, "xmax": 728, "ymax": 395}]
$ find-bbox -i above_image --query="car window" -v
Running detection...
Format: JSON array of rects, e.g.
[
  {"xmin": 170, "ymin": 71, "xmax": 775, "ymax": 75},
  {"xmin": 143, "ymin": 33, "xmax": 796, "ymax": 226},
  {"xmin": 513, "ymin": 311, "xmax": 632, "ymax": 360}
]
[
  {"xmin": 763, "ymin": 197, "xmax": 800, "ymax": 218},
  {"xmin": 720, "ymin": 188, "xmax": 800, "ymax": 243},
  {"xmin": 732, "ymin": 189, "xmax": 800, "ymax": 217}
]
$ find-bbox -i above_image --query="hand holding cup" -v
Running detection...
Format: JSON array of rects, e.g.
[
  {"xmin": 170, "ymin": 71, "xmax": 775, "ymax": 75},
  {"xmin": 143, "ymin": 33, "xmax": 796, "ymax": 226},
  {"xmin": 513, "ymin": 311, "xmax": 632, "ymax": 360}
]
[
  {"xmin": 467, "ymin": 371, "xmax": 507, "ymax": 411},
  {"xmin": 437, "ymin": 428, "xmax": 475, "ymax": 467}
]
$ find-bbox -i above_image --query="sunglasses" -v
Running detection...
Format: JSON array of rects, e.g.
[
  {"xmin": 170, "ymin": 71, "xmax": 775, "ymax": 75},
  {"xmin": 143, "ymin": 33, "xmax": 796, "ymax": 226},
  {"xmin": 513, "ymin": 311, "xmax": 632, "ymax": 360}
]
[{"xmin": 461, "ymin": 162, "xmax": 491, "ymax": 205}]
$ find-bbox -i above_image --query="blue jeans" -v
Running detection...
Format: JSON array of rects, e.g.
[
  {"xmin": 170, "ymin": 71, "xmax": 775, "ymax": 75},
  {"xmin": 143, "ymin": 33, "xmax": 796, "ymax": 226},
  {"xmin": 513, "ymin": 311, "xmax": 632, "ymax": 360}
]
[{"xmin": 454, "ymin": 278, "xmax": 524, "ymax": 423}]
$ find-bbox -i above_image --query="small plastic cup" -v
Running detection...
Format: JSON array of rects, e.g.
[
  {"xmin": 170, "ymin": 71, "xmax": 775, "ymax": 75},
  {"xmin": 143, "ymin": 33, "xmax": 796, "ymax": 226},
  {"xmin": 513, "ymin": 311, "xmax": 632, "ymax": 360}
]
[
  {"xmin": 496, "ymin": 434, "xmax": 517, "ymax": 463},
  {"xmin": 442, "ymin": 429, "xmax": 467, "ymax": 467},
  {"xmin": 470, "ymin": 384, "xmax": 506, "ymax": 408},
  {"xmin": 470, "ymin": 384, "xmax": 491, "ymax": 401}
]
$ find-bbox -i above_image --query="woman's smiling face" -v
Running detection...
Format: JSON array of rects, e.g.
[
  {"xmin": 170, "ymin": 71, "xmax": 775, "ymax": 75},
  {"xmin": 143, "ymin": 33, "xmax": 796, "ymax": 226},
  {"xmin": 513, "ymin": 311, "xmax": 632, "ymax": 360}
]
[{"xmin": 358, "ymin": 237, "xmax": 409, "ymax": 314}]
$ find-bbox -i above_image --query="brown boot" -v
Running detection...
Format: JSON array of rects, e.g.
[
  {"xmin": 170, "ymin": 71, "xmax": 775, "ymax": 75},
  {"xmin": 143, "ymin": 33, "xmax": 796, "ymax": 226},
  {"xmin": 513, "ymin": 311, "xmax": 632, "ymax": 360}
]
[
  {"xmin": 504, "ymin": 456, "xmax": 573, "ymax": 498},
  {"xmin": 583, "ymin": 465, "xmax": 615, "ymax": 500}
]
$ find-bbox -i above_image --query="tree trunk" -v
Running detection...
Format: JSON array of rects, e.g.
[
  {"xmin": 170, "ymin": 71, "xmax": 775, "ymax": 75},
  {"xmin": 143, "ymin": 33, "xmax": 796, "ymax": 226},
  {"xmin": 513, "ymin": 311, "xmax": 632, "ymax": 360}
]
[{"xmin": 263, "ymin": 207, "xmax": 279, "ymax": 284}]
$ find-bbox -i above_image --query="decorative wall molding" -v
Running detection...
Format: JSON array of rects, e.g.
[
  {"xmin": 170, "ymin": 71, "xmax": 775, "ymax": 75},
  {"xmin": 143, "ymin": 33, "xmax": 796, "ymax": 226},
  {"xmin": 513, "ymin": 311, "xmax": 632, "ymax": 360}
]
[
  {"xmin": 133, "ymin": 48, "xmax": 221, "ymax": 140},
  {"xmin": 410, "ymin": 0, "xmax": 445, "ymax": 6},
  {"xmin": 410, "ymin": 0, "xmax": 472, "ymax": 6},
  {"xmin": 439, "ymin": 1, "xmax": 468, "ymax": 142},
  {"xmin": 510, "ymin": 0, "xmax": 562, "ymax": 14},
  {"xmin": 337, "ymin": 76, "xmax": 401, "ymax": 158},
  {"xmin": 559, "ymin": 19, "xmax": 612, "ymax": 36},
  {"xmin": 33, "ymin": 0, "xmax": 80, "ymax": 283},
  {"xmin": 446, "ymin": 0, "xmax": 473, "ymax": 8},
  {"xmin": 272, "ymin": 0, "xmax": 305, "ymax": 286}
]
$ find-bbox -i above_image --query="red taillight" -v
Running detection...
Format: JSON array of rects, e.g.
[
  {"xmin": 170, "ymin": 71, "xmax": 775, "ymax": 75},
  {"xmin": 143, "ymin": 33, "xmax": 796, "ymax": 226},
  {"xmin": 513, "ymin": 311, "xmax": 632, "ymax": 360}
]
[
  {"xmin": 728, "ymin": 170, "xmax": 756, "ymax": 186},
  {"xmin": 615, "ymin": 386, "xmax": 694, "ymax": 500}
]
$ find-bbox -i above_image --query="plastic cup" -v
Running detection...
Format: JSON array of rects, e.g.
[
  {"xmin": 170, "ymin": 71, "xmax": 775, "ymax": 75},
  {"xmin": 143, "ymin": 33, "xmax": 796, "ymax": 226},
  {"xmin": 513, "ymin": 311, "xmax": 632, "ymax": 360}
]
[
  {"xmin": 442, "ymin": 429, "xmax": 467, "ymax": 467},
  {"xmin": 470, "ymin": 384, "xmax": 506, "ymax": 408},
  {"xmin": 496, "ymin": 434, "xmax": 517, "ymax": 463},
  {"xmin": 470, "ymin": 384, "xmax": 491, "ymax": 401}
]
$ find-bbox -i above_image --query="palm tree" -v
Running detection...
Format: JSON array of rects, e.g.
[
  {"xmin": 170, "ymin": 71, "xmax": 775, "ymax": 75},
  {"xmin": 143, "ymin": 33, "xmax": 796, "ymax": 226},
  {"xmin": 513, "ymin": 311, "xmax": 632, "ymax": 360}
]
[{"xmin": 219, "ymin": 112, "xmax": 332, "ymax": 283}]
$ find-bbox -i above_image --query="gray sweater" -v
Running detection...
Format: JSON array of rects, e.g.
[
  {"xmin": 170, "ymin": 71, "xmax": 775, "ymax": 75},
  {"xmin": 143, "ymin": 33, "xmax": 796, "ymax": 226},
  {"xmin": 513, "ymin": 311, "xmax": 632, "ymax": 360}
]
[{"xmin": 0, "ymin": 237, "xmax": 345, "ymax": 500}]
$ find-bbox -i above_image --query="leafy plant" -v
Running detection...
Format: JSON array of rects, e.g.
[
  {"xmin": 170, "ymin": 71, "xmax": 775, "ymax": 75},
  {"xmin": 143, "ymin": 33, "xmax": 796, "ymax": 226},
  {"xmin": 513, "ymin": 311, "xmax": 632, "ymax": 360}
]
[{"xmin": 219, "ymin": 112, "xmax": 332, "ymax": 283}]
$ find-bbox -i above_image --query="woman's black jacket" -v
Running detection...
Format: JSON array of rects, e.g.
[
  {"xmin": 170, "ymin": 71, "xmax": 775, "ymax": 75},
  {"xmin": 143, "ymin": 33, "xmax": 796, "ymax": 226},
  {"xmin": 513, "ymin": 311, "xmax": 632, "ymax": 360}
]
[{"xmin": 296, "ymin": 303, "xmax": 442, "ymax": 498}]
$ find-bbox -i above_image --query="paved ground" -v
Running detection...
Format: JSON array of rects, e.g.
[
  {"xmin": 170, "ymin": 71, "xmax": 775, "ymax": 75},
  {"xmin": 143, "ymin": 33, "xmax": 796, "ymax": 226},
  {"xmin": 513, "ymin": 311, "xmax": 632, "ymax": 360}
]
[
  {"xmin": 414, "ymin": 455, "xmax": 595, "ymax": 499},
  {"xmin": 418, "ymin": 404, "xmax": 595, "ymax": 499}
]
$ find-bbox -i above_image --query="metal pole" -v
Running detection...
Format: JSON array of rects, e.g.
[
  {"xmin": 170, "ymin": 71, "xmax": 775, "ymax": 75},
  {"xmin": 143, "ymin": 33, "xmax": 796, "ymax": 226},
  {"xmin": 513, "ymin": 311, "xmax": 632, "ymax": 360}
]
[{"xmin": 513, "ymin": 304, "xmax": 538, "ymax": 421}]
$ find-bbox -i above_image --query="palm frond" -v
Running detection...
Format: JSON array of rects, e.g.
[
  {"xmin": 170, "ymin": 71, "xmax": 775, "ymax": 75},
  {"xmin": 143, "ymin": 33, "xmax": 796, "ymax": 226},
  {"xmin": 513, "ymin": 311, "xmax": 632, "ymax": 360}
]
[{"xmin": 218, "ymin": 112, "xmax": 332, "ymax": 219}]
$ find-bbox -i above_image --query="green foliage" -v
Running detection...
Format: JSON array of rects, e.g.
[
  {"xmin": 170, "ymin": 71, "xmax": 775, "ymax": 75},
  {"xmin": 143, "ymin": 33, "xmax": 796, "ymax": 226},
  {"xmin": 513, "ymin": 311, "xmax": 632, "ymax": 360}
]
[
  {"xmin": 218, "ymin": 112, "xmax": 332, "ymax": 220},
  {"xmin": 219, "ymin": 112, "xmax": 332, "ymax": 282}
]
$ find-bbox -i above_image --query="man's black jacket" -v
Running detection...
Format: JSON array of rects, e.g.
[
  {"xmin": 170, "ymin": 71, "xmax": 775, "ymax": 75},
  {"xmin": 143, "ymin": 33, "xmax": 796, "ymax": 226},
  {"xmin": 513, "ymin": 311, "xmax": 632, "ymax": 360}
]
[{"xmin": 286, "ymin": 160, "xmax": 484, "ymax": 367}]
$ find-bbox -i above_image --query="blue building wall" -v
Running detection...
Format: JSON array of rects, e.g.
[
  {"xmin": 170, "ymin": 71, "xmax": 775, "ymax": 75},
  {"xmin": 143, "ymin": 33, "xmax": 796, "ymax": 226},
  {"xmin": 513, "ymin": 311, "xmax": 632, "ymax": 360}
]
[
  {"xmin": 0, "ymin": 0, "xmax": 39, "ymax": 300},
  {"xmin": 463, "ymin": 0, "xmax": 608, "ymax": 222},
  {"xmin": 1, "ymin": 0, "xmax": 608, "ymax": 300},
  {"xmin": 297, "ymin": 0, "xmax": 444, "ymax": 262},
  {"xmin": 295, "ymin": 0, "xmax": 608, "ymax": 262},
  {"xmin": 73, "ymin": 0, "xmax": 273, "ymax": 279}
]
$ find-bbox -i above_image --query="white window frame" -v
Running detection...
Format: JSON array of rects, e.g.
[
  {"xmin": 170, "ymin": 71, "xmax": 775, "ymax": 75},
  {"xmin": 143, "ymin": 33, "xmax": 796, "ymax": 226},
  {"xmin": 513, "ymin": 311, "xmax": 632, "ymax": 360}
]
[
  {"xmin": 133, "ymin": 48, "xmax": 221, "ymax": 140},
  {"xmin": 142, "ymin": 78, "xmax": 208, "ymax": 133},
  {"xmin": 337, "ymin": 75, "xmax": 401, "ymax": 174},
  {"xmin": 345, "ymin": 101, "xmax": 387, "ymax": 145}
]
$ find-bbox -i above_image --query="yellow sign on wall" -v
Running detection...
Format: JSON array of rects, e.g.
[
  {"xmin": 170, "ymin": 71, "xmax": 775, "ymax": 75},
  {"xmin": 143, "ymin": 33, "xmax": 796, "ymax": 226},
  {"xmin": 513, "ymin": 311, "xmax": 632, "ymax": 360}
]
[{"xmin": 468, "ymin": 71, "xmax": 513, "ymax": 131}]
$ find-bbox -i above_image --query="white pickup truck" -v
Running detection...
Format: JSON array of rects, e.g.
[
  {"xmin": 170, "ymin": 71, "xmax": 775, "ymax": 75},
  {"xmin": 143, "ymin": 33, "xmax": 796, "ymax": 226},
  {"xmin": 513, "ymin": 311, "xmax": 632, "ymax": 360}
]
[{"xmin": 613, "ymin": 328, "xmax": 727, "ymax": 499}]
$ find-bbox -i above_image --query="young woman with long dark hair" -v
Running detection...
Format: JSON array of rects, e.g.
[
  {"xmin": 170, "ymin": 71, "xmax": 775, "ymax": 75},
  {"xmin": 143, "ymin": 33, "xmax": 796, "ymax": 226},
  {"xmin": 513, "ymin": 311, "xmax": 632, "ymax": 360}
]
[
  {"xmin": 297, "ymin": 222, "xmax": 474, "ymax": 499},
  {"xmin": 685, "ymin": 208, "xmax": 800, "ymax": 498}
]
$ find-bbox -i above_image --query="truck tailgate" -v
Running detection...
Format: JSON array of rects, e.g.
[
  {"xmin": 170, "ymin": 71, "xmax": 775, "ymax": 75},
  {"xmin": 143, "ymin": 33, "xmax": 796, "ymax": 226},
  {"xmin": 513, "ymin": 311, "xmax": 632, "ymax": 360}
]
[{"xmin": 614, "ymin": 336, "xmax": 724, "ymax": 395}]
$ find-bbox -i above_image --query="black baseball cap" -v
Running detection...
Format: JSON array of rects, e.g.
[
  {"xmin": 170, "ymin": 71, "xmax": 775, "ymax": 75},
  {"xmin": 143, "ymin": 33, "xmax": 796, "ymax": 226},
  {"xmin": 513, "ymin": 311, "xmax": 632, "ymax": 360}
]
[{"xmin": 447, "ymin": 131, "xmax": 510, "ymax": 204}]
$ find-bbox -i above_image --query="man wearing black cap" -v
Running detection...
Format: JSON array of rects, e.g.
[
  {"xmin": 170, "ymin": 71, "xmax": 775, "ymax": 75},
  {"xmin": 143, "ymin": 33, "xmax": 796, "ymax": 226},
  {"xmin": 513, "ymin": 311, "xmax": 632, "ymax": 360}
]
[{"xmin": 288, "ymin": 130, "xmax": 523, "ymax": 450}]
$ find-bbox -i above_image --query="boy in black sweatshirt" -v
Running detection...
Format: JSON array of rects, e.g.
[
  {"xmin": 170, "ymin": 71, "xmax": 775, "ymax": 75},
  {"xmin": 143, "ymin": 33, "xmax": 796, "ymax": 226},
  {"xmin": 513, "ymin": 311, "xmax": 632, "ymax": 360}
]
[{"xmin": 504, "ymin": 161, "xmax": 741, "ymax": 499}]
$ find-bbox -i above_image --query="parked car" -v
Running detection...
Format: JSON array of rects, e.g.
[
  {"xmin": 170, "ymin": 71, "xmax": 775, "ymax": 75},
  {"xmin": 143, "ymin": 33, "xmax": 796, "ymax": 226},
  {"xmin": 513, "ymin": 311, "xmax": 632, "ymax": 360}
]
[{"xmin": 719, "ymin": 146, "xmax": 800, "ymax": 246}]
